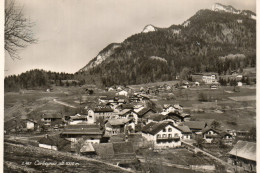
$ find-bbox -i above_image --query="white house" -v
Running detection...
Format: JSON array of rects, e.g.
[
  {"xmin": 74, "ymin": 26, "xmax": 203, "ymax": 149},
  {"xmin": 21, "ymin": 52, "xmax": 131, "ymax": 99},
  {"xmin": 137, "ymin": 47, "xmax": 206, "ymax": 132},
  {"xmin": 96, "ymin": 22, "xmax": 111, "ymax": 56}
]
[
  {"xmin": 26, "ymin": 119, "xmax": 37, "ymax": 131},
  {"xmin": 142, "ymin": 122, "xmax": 182, "ymax": 149},
  {"xmin": 202, "ymin": 74, "xmax": 217, "ymax": 84},
  {"xmin": 237, "ymin": 82, "xmax": 243, "ymax": 86},
  {"xmin": 116, "ymin": 90, "xmax": 128, "ymax": 96}
]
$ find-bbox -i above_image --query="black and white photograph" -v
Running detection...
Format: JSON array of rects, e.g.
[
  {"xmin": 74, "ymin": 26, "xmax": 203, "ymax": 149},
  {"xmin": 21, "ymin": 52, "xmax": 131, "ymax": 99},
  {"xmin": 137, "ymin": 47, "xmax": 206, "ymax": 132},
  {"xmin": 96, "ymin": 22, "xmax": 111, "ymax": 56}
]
[{"xmin": 3, "ymin": 0, "xmax": 257, "ymax": 172}]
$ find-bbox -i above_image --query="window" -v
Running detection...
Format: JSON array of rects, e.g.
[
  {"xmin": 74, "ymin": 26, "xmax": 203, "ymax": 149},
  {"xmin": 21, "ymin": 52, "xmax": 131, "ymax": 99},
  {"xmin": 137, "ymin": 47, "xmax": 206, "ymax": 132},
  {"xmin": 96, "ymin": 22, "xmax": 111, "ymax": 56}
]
[
  {"xmin": 157, "ymin": 134, "xmax": 161, "ymax": 138},
  {"xmin": 168, "ymin": 128, "xmax": 172, "ymax": 132},
  {"xmin": 163, "ymin": 128, "xmax": 166, "ymax": 132},
  {"xmin": 163, "ymin": 134, "xmax": 166, "ymax": 138},
  {"xmin": 168, "ymin": 134, "xmax": 172, "ymax": 138}
]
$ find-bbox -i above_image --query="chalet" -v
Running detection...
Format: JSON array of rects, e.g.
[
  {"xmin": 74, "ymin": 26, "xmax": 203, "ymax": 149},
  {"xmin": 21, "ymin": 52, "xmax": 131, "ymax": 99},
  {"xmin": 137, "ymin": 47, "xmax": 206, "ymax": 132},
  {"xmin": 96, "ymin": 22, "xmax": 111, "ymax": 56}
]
[
  {"xmin": 41, "ymin": 113, "xmax": 63, "ymax": 126},
  {"xmin": 69, "ymin": 114, "xmax": 88, "ymax": 125},
  {"xmin": 202, "ymin": 127, "xmax": 233, "ymax": 144},
  {"xmin": 134, "ymin": 107, "xmax": 156, "ymax": 119},
  {"xmin": 142, "ymin": 122, "xmax": 182, "ymax": 149},
  {"xmin": 94, "ymin": 105, "xmax": 114, "ymax": 119},
  {"xmin": 228, "ymin": 141, "xmax": 256, "ymax": 172},
  {"xmin": 183, "ymin": 121, "xmax": 208, "ymax": 133},
  {"xmin": 105, "ymin": 119, "xmax": 135, "ymax": 136},
  {"xmin": 202, "ymin": 127, "xmax": 221, "ymax": 143},
  {"xmin": 60, "ymin": 123, "xmax": 103, "ymax": 144},
  {"xmin": 38, "ymin": 135, "xmax": 71, "ymax": 151}
]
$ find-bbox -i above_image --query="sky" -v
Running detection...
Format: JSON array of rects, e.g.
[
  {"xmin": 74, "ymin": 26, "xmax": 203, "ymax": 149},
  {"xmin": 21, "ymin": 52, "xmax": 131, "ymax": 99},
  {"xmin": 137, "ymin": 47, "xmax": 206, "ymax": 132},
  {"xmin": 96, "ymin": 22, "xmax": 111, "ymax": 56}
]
[{"xmin": 4, "ymin": 0, "xmax": 256, "ymax": 76}]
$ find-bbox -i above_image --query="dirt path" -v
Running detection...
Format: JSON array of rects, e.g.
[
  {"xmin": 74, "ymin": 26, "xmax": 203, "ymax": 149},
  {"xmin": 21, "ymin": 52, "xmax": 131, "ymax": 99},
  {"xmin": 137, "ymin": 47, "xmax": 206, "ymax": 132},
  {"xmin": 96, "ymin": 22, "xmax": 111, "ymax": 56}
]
[{"xmin": 53, "ymin": 98, "xmax": 77, "ymax": 108}]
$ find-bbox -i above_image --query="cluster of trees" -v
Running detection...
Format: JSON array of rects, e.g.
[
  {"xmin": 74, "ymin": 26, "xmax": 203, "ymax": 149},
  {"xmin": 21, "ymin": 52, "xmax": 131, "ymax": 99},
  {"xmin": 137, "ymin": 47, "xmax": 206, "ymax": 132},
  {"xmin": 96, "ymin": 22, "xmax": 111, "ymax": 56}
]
[
  {"xmin": 218, "ymin": 76, "xmax": 254, "ymax": 86},
  {"xmin": 78, "ymin": 9, "xmax": 255, "ymax": 86},
  {"xmin": 4, "ymin": 69, "xmax": 85, "ymax": 92}
]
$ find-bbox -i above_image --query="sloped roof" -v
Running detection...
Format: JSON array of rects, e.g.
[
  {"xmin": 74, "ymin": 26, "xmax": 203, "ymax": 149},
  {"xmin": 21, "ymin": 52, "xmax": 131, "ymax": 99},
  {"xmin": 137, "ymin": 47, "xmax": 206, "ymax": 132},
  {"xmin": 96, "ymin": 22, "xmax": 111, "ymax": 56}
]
[
  {"xmin": 107, "ymin": 119, "xmax": 131, "ymax": 126},
  {"xmin": 184, "ymin": 121, "xmax": 206, "ymax": 130},
  {"xmin": 142, "ymin": 122, "xmax": 178, "ymax": 135},
  {"xmin": 136, "ymin": 108, "xmax": 156, "ymax": 117},
  {"xmin": 229, "ymin": 140, "xmax": 256, "ymax": 162},
  {"xmin": 118, "ymin": 109, "xmax": 133, "ymax": 116},
  {"xmin": 144, "ymin": 113, "xmax": 166, "ymax": 121},
  {"xmin": 201, "ymin": 127, "xmax": 220, "ymax": 134},
  {"xmin": 176, "ymin": 125, "xmax": 192, "ymax": 133},
  {"xmin": 94, "ymin": 106, "xmax": 113, "ymax": 112},
  {"xmin": 80, "ymin": 143, "xmax": 95, "ymax": 153},
  {"xmin": 61, "ymin": 124, "xmax": 102, "ymax": 135}
]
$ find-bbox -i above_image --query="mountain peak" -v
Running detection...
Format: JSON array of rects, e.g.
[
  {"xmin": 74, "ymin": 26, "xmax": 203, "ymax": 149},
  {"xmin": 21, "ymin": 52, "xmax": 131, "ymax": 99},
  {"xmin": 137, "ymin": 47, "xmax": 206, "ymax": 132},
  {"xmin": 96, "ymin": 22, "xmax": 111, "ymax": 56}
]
[
  {"xmin": 142, "ymin": 24, "xmax": 157, "ymax": 33},
  {"xmin": 211, "ymin": 3, "xmax": 256, "ymax": 20}
]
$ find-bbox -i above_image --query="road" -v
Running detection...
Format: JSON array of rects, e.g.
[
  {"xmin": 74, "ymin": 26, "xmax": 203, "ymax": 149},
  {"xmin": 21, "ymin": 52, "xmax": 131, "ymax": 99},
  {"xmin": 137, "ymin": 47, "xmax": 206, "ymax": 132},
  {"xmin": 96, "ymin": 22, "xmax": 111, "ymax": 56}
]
[{"xmin": 53, "ymin": 98, "xmax": 77, "ymax": 108}]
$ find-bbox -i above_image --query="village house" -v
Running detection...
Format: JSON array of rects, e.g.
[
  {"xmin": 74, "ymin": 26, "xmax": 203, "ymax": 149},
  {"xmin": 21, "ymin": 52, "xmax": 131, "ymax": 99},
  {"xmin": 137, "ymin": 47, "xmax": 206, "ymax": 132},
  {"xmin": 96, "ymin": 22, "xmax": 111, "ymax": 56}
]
[
  {"xmin": 116, "ymin": 90, "xmax": 128, "ymax": 97},
  {"xmin": 41, "ymin": 113, "xmax": 63, "ymax": 126},
  {"xmin": 80, "ymin": 142, "xmax": 96, "ymax": 156},
  {"xmin": 133, "ymin": 107, "xmax": 156, "ymax": 121},
  {"xmin": 69, "ymin": 114, "xmax": 88, "ymax": 125},
  {"xmin": 60, "ymin": 123, "xmax": 103, "ymax": 144},
  {"xmin": 94, "ymin": 105, "xmax": 114, "ymax": 119},
  {"xmin": 177, "ymin": 125, "xmax": 192, "ymax": 140},
  {"xmin": 25, "ymin": 119, "xmax": 38, "ymax": 131},
  {"xmin": 38, "ymin": 135, "xmax": 71, "ymax": 151},
  {"xmin": 105, "ymin": 119, "xmax": 135, "ymax": 136},
  {"xmin": 228, "ymin": 140, "xmax": 256, "ymax": 172},
  {"xmin": 142, "ymin": 122, "xmax": 182, "ymax": 149},
  {"xmin": 183, "ymin": 121, "xmax": 208, "ymax": 134},
  {"xmin": 202, "ymin": 73, "xmax": 218, "ymax": 84},
  {"xmin": 202, "ymin": 127, "xmax": 233, "ymax": 144}
]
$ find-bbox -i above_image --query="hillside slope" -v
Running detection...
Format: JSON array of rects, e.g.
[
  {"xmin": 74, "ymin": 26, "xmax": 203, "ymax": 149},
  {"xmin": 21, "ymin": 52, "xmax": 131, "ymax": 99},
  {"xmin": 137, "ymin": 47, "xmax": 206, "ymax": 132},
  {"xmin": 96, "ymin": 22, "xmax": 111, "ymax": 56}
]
[{"xmin": 77, "ymin": 8, "xmax": 256, "ymax": 86}]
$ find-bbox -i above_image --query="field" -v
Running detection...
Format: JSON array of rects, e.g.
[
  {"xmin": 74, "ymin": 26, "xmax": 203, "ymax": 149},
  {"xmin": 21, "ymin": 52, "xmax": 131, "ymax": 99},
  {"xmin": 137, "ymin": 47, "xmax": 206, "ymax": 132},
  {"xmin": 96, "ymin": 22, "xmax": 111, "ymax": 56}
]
[{"xmin": 4, "ymin": 141, "xmax": 132, "ymax": 173}]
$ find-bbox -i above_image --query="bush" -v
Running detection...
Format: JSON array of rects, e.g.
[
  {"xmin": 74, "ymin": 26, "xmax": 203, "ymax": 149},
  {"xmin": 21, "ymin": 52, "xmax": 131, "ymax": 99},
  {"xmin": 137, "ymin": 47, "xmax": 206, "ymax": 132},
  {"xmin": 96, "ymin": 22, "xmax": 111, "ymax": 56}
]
[{"xmin": 198, "ymin": 92, "xmax": 208, "ymax": 101}]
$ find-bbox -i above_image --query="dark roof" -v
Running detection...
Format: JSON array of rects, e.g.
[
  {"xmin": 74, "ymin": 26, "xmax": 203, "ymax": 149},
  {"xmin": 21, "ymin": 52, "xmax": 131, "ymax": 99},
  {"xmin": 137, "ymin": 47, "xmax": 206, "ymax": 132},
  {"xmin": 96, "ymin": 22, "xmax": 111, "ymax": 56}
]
[
  {"xmin": 143, "ymin": 113, "xmax": 166, "ymax": 121},
  {"xmin": 121, "ymin": 104, "xmax": 134, "ymax": 109},
  {"xmin": 61, "ymin": 124, "xmax": 103, "ymax": 135},
  {"xmin": 229, "ymin": 140, "xmax": 256, "ymax": 162},
  {"xmin": 176, "ymin": 125, "xmax": 192, "ymax": 133},
  {"xmin": 137, "ymin": 108, "xmax": 156, "ymax": 117},
  {"xmin": 94, "ymin": 106, "xmax": 113, "ymax": 112},
  {"xmin": 142, "ymin": 122, "xmax": 179, "ymax": 135},
  {"xmin": 107, "ymin": 119, "xmax": 131, "ymax": 126},
  {"xmin": 201, "ymin": 127, "xmax": 220, "ymax": 134}
]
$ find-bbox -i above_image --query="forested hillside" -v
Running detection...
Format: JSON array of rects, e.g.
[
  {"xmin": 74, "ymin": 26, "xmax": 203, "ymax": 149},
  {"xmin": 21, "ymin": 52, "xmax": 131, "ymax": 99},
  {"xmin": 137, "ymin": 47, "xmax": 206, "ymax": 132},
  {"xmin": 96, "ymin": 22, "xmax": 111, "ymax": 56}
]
[
  {"xmin": 77, "ymin": 9, "xmax": 256, "ymax": 86},
  {"xmin": 4, "ymin": 69, "xmax": 84, "ymax": 92}
]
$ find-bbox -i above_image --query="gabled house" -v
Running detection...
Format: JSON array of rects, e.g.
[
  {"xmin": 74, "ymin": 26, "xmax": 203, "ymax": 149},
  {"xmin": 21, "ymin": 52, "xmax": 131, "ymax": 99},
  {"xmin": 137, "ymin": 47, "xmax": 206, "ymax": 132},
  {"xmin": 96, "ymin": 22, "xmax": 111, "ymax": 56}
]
[
  {"xmin": 60, "ymin": 123, "xmax": 103, "ymax": 144},
  {"xmin": 105, "ymin": 119, "xmax": 135, "ymax": 136},
  {"xmin": 134, "ymin": 107, "xmax": 156, "ymax": 119},
  {"xmin": 38, "ymin": 135, "xmax": 71, "ymax": 151},
  {"xmin": 94, "ymin": 105, "xmax": 114, "ymax": 119},
  {"xmin": 228, "ymin": 140, "xmax": 256, "ymax": 172},
  {"xmin": 202, "ymin": 127, "xmax": 233, "ymax": 144},
  {"xmin": 69, "ymin": 114, "xmax": 88, "ymax": 125},
  {"xmin": 183, "ymin": 121, "xmax": 208, "ymax": 133},
  {"xmin": 41, "ymin": 113, "xmax": 63, "ymax": 126},
  {"xmin": 142, "ymin": 122, "xmax": 182, "ymax": 149},
  {"xmin": 25, "ymin": 119, "xmax": 38, "ymax": 131},
  {"xmin": 202, "ymin": 127, "xmax": 221, "ymax": 143}
]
